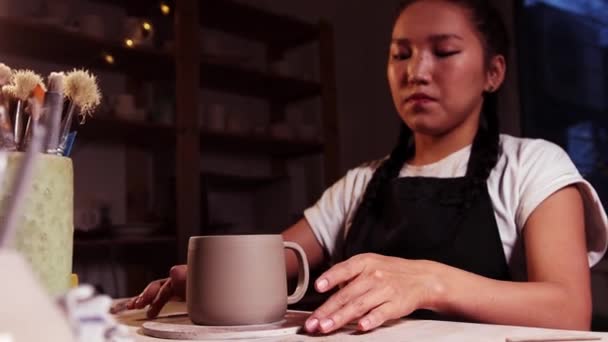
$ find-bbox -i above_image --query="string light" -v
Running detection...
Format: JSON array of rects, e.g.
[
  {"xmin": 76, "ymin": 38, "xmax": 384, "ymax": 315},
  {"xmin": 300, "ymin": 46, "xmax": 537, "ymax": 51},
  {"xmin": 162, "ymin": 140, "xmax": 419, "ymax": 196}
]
[
  {"xmin": 160, "ymin": 2, "xmax": 171, "ymax": 15},
  {"xmin": 124, "ymin": 38, "xmax": 134, "ymax": 48},
  {"xmin": 142, "ymin": 21, "xmax": 152, "ymax": 31},
  {"xmin": 103, "ymin": 53, "xmax": 115, "ymax": 65}
]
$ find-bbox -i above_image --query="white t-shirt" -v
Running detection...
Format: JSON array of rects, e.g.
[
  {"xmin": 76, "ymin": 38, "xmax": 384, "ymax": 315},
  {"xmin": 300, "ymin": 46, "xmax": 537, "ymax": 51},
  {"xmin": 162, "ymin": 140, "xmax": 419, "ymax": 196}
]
[{"xmin": 304, "ymin": 134, "xmax": 608, "ymax": 279}]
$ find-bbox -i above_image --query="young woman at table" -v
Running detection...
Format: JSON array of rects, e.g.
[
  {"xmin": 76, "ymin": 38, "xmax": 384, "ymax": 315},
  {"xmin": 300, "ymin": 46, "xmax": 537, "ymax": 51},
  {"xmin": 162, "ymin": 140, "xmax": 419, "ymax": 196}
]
[{"xmin": 121, "ymin": 0, "xmax": 608, "ymax": 333}]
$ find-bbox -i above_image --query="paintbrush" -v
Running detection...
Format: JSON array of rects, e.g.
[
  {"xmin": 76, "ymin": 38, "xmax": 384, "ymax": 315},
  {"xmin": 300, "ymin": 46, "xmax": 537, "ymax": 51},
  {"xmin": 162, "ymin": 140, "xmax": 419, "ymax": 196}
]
[
  {"xmin": 21, "ymin": 84, "xmax": 45, "ymax": 151},
  {"xmin": 0, "ymin": 64, "xmax": 15, "ymax": 151},
  {"xmin": 58, "ymin": 69, "xmax": 101, "ymax": 155},
  {"xmin": 2, "ymin": 70, "xmax": 44, "ymax": 149},
  {"xmin": 42, "ymin": 72, "xmax": 65, "ymax": 154}
]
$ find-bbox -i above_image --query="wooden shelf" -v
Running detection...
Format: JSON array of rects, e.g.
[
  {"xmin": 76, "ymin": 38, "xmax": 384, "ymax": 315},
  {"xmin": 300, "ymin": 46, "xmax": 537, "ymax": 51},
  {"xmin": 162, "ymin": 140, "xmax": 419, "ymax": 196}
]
[
  {"xmin": 78, "ymin": 118, "xmax": 324, "ymax": 157},
  {"xmin": 0, "ymin": 16, "xmax": 320, "ymax": 102},
  {"xmin": 74, "ymin": 235, "xmax": 178, "ymax": 265},
  {"xmin": 78, "ymin": 118, "xmax": 174, "ymax": 149},
  {"xmin": 201, "ymin": 64, "xmax": 320, "ymax": 103},
  {"xmin": 202, "ymin": 130, "xmax": 324, "ymax": 158},
  {"xmin": 199, "ymin": 1, "xmax": 319, "ymax": 50},
  {"xmin": 74, "ymin": 235, "xmax": 176, "ymax": 247},
  {"xmin": 5, "ymin": 1, "xmax": 337, "ymax": 261},
  {"xmin": 94, "ymin": 0, "xmax": 320, "ymax": 50},
  {"xmin": 202, "ymin": 172, "xmax": 285, "ymax": 191},
  {"xmin": 0, "ymin": 16, "xmax": 174, "ymax": 80}
]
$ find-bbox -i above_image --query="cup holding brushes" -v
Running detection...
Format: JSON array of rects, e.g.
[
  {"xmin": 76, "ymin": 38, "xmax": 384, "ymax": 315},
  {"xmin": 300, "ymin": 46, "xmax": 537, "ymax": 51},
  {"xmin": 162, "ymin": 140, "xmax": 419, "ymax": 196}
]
[
  {"xmin": 2, "ymin": 69, "xmax": 44, "ymax": 150},
  {"xmin": 58, "ymin": 69, "xmax": 101, "ymax": 155}
]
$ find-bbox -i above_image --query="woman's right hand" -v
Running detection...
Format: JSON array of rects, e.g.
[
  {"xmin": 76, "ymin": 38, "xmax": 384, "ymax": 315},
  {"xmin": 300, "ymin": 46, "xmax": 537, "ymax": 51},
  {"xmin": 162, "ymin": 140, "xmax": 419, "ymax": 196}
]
[{"xmin": 116, "ymin": 265, "xmax": 187, "ymax": 318}]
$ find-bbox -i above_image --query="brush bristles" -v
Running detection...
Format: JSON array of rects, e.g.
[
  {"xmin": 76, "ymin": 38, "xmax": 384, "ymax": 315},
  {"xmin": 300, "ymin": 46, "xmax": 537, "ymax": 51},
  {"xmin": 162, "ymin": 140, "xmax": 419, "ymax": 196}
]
[
  {"xmin": 47, "ymin": 72, "xmax": 65, "ymax": 94},
  {"xmin": 65, "ymin": 69, "xmax": 101, "ymax": 117},
  {"xmin": 3, "ymin": 69, "xmax": 44, "ymax": 101},
  {"xmin": 0, "ymin": 63, "xmax": 12, "ymax": 86},
  {"xmin": 1, "ymin": 85, "xmax": 15, "ymax": 98}
]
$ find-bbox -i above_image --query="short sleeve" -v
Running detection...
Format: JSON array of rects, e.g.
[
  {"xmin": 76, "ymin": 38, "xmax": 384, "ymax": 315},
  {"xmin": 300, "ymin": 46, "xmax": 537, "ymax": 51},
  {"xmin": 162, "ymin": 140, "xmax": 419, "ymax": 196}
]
[
  {"xmin": 515, "ymin": 140, "xmax": 608, "ymax": 266},
  {"xmin": 303, "ymin": 162, "xmax": 378, "ymax": 258}
]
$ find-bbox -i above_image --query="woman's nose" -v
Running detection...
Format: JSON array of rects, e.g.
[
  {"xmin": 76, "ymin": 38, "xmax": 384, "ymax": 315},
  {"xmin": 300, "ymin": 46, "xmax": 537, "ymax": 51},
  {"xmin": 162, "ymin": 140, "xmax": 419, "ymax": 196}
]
[{"xmin": 407, "ymin": 52, "xmax": 432, "ymax": 85}]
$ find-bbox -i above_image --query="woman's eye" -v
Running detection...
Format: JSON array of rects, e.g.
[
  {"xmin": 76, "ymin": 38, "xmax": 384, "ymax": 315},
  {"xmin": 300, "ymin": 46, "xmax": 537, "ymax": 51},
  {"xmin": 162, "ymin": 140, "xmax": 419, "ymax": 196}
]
[
  {"xmin": 392, "ymin": 52, "xmax": 410, "ymax": 60},
  {"xmin": 435, "ymin": 50, "xmax": 460, "ymax": 58}
]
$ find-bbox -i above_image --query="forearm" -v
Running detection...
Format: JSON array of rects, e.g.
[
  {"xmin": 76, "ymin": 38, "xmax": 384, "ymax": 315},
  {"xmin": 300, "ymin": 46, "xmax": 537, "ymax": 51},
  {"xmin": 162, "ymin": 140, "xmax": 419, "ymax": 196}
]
[
  {"xmin": 282, "ymin": 218, "xmax": 326, "ymax": 279},
  {"xmin": 432, "ymin": 264, "xmax": 591, "ymax": 330}
]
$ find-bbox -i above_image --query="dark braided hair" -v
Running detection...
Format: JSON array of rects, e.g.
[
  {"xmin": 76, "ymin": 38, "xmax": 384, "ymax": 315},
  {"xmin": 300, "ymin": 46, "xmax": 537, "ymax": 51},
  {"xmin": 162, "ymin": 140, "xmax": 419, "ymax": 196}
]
[{"xmin": 342, "ymin": 0, "xmax": 509, "ymax": 259}]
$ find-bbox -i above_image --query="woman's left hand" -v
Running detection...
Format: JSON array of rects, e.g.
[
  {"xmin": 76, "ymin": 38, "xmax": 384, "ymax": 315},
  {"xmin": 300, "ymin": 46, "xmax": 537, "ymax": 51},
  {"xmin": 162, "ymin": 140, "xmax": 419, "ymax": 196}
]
[{"xmin": 304, "ymin": 253, "xmax": 447, "ymax": 334}]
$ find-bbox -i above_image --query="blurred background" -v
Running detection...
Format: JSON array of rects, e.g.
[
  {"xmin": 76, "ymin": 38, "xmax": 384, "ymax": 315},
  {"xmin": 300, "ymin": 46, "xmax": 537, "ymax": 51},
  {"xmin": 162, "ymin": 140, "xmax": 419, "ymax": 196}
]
[{"xmin": 0, "ymin": 0, "xmax": 606, "ymax": 330}]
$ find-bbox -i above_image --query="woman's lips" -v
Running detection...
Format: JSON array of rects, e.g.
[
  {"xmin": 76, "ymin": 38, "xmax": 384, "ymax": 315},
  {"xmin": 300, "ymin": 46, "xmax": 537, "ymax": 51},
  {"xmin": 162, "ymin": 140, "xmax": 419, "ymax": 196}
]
[{"xmin": 404, "ymin": 93, "xmax": 437, "ymax": 105}]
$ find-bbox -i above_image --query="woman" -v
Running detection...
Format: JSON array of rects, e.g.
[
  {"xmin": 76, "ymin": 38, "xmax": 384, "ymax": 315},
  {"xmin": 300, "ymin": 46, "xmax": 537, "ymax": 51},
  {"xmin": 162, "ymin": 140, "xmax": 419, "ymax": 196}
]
[{"xmin": 120, "ymin": 0, "xmax": 608, "ymax": 333}]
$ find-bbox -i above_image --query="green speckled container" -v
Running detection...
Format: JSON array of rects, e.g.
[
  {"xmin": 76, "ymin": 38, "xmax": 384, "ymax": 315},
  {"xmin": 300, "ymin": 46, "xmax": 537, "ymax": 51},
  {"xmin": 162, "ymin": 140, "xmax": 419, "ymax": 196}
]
[{"xmin": 3, "ymin": 152, "xmax": 73, "ymax": 296}]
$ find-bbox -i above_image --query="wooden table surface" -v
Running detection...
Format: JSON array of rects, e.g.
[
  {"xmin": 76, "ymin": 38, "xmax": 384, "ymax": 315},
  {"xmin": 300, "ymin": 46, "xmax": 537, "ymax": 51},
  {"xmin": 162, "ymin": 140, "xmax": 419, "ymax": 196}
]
[{"xmin": 114, "ymin": 301, "xmax": 608, "ymax": 341}]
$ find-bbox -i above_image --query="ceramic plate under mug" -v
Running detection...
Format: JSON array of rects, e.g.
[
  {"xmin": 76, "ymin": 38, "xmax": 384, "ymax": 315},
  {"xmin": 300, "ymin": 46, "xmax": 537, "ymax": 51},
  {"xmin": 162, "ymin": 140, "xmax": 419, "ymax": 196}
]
[{"xmin": 141, "ymin": 311, "xmax": 309, "ymax": 340}]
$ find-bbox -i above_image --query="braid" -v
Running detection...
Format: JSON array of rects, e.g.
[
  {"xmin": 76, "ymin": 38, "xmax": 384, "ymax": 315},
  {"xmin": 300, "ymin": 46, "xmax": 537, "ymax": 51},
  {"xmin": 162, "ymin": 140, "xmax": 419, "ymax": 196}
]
[
  {"xmin": 468, "ymin": 91, "xmax": 500, "ymax": 182},
  {"xmin": 342, "ymin": 123, "xmax": 413, "ymax": 257},
  {"xmin": 357, "ymin": 123, "xmax": 412, "ymax": 217},
  {"xmin": 464, "ymin": 90, "xmax": 500, "ymax": 209}
]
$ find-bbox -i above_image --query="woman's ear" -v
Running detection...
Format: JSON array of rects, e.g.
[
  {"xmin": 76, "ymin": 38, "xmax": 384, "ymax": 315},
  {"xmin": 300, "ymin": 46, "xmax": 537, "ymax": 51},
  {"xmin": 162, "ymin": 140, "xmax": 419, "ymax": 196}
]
[{"xmin": 485, "ymin": 55, "xmax": 506, "ymax": 92}]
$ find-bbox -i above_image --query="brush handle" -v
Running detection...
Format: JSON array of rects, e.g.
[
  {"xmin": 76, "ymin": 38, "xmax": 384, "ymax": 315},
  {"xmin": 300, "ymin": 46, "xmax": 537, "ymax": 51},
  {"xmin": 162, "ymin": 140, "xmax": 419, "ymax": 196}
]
[
  {"xmin": 61, "ymin": 132, "xmax": 77, "ymax": 157},
  {"xmin": 21, "ymin": 116, "xmax": 32, "ymax": 151},
  {"xmin": 57, "ymin": 102, "xmax": 75, "ymax": 155},
  {"xmin": 0, "ymin": 106, "xmax": 16, "ymax": 151},
  {"xmin": 43, "ymin": 92, "xmax": 63, "ymax": 153},
  {"xmin": 13, "ymin": 100, "xmax": 24, "ymax": 147}
]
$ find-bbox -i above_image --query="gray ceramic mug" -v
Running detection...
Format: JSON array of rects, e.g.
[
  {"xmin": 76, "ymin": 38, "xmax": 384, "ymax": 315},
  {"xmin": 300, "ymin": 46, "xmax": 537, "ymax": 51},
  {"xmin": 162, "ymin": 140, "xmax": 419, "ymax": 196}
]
[{"xmin": 187, "ymin": 235, "xmax": 309, "ymax": 326}]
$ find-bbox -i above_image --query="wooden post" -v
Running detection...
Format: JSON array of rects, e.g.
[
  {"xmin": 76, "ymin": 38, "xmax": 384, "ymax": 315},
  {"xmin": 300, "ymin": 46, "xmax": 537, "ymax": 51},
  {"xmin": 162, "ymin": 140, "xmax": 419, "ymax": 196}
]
[
  {"xmin": 175, "ymin": 0, "xmax": 201, "ymax": 262},
  {"xmin": 266, "ymin": 46, "xmax": 288, "ymax": 180},
  {"xmin": 319, "ymin": 20, "xmax": 340, "ymax": 186},
  {"xmin": 124, "ymin": 78, "xmax": 151, "ymax": 224}
]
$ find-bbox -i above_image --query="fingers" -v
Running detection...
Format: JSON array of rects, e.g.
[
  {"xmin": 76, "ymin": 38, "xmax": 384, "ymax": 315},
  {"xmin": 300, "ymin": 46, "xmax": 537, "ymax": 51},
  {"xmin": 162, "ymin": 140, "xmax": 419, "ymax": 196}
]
[
  {"xmin": 305, "ymin": 273, "xmax": 375, "ymax": 333},
  {"xmin": 109, "ymin": 299, "xmax": 130, "ymax": 314},
  {"xmin": 358, "ymin": 302, "xmax": 400, "ymax": 332},
  {"xmin": 315, "ymin": 254, "xmax": 372, "ymax": 293},
  {"xmin": 146, "ymin": 277, "xmax": 174, "ymax": 319},
  {"xmin": 168, "ymin": 265, "xmax": 187, "ymax": 300},
  {"xmin": 329, "ymin": 287, "xmax": 394, "ymax": 333},
  {"xmin": 305, "ymin": 259, "xmax": 421, "ymax": 334},
  {"xmin": 121, "ymin": 264, "xmax": 187, "ymax": 312},
  {"xmin": 143, "ymin": 265, "xmax": 187, "ymax": 318},
  {"xmin": 127, "ymin": 278, "xmax": 167, "ymax": 310}
]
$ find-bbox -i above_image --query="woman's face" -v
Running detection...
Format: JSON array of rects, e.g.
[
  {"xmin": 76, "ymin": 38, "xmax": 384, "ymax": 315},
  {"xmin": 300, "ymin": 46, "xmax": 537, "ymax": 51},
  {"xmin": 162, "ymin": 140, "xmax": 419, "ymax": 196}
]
[{"xmin": 388, "ymin": 0, "xmax": 495, "ymax": 137}]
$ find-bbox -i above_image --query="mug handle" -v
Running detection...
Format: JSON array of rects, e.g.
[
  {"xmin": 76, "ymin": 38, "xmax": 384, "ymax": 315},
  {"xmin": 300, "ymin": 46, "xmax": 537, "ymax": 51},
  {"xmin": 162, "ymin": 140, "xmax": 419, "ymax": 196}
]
[{"xmin": 284, "ymin": 241, "xmax": 310, "ymax": 305}]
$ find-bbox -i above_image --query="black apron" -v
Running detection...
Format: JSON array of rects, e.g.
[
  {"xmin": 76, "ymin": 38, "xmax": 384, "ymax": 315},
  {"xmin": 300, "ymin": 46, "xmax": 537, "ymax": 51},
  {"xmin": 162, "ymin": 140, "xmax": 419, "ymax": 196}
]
[{"xmin": 342, "ymin": 142, "xmax": 511, "ymax": 320}]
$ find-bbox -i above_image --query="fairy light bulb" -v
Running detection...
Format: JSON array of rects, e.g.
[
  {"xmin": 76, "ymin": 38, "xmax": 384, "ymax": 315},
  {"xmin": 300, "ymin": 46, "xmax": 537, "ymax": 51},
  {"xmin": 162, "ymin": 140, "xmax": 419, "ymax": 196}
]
[
  {"xmin": 142, "ymin": 21, "xmax": 152, "ymax": 31},
  {"xmin": 103, "ymin": 53, "xmax": 115, "ymax": 65},
  {"xmin": 124, "ymin": 38, "xmax": 134, "ymax": 48},
  {"xmin": 160, "ymin": 2, "xmax": 171, "ymax": 15}
]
